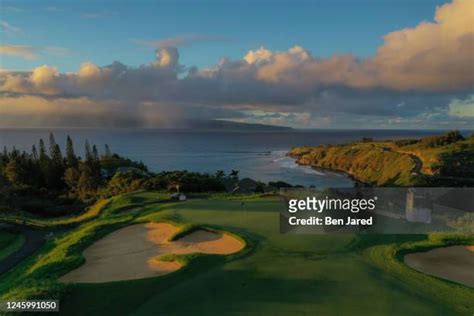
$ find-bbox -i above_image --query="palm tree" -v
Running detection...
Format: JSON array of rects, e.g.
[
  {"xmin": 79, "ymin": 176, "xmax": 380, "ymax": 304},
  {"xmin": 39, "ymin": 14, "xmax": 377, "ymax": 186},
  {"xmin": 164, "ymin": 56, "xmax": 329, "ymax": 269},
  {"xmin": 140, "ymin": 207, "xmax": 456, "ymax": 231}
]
[
  {"xmin": 230, "ymin": 169, "xmax": 239, "ymax": 180},
  {"xmin": 215, "ymin": 169, "xmax": 225, "ymax": 178}
]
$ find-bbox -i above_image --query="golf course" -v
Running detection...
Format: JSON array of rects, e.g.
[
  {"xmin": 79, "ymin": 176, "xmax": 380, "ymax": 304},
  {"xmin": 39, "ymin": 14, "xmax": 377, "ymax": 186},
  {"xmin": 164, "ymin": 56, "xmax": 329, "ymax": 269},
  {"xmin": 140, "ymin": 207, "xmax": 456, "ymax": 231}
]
[{"xmin": 0, "ymin": 191, "xmax": 473, "ymax": 315}]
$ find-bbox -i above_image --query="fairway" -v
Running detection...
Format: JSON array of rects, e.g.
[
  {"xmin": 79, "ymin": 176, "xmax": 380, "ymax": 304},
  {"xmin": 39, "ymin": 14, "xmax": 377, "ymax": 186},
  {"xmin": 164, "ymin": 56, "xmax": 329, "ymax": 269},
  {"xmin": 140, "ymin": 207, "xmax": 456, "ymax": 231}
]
[
  {"xmin": 1, "ymin": 192, "xmax": 473, "ymax": 315},
  {"xmin": 57, "ymin": 194, "xmax": 473, "ymax": 315}
]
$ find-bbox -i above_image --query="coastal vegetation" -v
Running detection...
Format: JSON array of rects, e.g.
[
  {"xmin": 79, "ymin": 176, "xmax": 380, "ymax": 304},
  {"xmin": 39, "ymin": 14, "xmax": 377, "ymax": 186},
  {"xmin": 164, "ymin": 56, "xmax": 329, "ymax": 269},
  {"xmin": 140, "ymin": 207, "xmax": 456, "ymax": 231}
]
[
  {"xmin": 289, "ymin": 131, "xmax": 474, "ymax": 186},
  {"xmin": 0, "ymin": 134, "xmax": 232, "ymax": 218}
]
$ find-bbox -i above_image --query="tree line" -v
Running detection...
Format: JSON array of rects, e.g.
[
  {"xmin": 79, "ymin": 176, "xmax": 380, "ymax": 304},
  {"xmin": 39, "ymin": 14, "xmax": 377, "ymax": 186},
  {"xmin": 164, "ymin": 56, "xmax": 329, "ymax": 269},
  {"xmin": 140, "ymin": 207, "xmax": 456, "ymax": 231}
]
[
  {"xmin": 0, "ymin": 134, "xmax": 117, "ymax": 202},
  {"xmin": 0, "ymin": 134, "xmax": 234, "ymax": 216}
]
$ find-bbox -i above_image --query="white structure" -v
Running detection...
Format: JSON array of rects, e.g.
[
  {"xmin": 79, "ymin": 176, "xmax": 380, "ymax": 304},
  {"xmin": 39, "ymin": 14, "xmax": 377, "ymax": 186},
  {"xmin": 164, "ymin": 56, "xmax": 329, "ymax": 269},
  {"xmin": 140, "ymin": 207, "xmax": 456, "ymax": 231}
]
[
  {"xmin": 406, "ymin": 189, "xmax": 432, "ymax": 224},
  {"xmin": 179, "ymin": 194, "xmax": 187, "ymax": 201}
]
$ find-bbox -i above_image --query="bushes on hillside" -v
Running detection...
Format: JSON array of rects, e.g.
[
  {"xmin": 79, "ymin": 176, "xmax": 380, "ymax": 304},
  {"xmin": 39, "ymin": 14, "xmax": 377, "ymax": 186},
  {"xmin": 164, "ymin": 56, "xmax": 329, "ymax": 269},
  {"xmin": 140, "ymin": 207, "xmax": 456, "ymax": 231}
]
[
  {"xmin": 420, "ymin": 130, "xmax": 464, "ymax": 148},
  {"xmin": 144, "ymin": 171, "xmax": 226, "ymax": 193}
]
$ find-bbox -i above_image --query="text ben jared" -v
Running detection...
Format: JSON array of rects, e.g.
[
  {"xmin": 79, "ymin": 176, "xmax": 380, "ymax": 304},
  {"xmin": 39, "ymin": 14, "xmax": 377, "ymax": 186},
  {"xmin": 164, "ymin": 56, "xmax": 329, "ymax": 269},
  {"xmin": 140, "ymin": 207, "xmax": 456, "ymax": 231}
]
[{"xmin": 287, "ymin": 196, "xmax": 377, "ymax": 227}]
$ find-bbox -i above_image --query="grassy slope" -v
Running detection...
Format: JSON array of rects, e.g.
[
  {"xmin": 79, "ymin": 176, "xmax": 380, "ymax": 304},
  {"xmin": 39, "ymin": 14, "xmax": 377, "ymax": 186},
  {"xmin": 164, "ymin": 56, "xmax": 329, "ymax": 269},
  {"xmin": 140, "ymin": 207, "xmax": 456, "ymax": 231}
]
[
  {"xmin": 0, "ymin": 191, "xmax": 169, "ymax": 229},
  {"xmin": 289, "ymin": 136, "xmax": 474, "ymax": 186},
  {"xmin": 394, "ymin": 136, "xmax": 474, "ymax": 177},
  {"xmin": 290, "ymin": 143, "xmax": 415, "ymax": 186},
  {"xmin": 0, "ymin": 232, "xmax": 25, "ymax": 261},
  {"xmin": 1, "ymin": 192, "xmax": 471, "ymax": 315},
  {"xmin": 0, "ymin": 200, "xmax": 110, "ymax": 229}
]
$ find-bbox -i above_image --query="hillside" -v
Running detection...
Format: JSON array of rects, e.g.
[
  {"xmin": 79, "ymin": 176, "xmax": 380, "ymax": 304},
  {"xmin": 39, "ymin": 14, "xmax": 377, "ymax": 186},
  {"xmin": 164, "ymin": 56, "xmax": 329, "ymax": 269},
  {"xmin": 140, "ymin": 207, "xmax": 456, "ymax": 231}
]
[{"xmin": 289, "ymin": 131, "xmax": 474, "ymax": 186}]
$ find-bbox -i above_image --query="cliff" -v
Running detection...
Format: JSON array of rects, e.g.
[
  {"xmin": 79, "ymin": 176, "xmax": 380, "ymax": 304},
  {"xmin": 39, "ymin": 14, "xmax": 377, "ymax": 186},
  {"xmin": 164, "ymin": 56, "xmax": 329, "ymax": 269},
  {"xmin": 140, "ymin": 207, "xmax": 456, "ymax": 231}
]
[{"xmin": 289, "ymin": 131, "xmax": 474, "ymax": 187}]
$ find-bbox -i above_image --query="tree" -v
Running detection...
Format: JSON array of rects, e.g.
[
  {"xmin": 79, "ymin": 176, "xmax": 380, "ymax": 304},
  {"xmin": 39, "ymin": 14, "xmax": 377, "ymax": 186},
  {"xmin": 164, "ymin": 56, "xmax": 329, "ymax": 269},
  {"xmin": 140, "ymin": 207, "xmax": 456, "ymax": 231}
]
[
  {"xmin": 43, "ymin": 133, "xmax": 65, "ymax": 189},
  {"xmin": 39, "ymin": 139, "xmax": 48, "ymax": 162},
  {"xmin": 92, "ymin": 145, "xmax": 99, "ymax": 161},
  {"xmin": 31, "ymin": 145, "xmax": 38, "ymax": 161},
  {"xmin": 215, "ymin": 170, "xmax": 225, "ymax": 178},
  {"xmin": 230, "ymin": 169, "xmax": 239, "ymax": 180},
  {"xmin": 84, "ymin": 140, "xmax": 92, "ymax": 162},
  {"xmin": 38, "ymin": 139, "xmax": 50, "ymax": 188},
  {"xmin": 4, "ymin": 160, "xmax": 27, "ymax": 186},
  {"xmin": 104, "ymin": 144, "xmax": 112, "ymax": 157},
  {"xmin": 49, "ymin": 133, "xmax": 57, "ymax": 157},
  {"xmin": 66, "ymin": 135, "xmax": 78, "ymax": 168},
  {"xmin": 77, "ymin": 163, "xmax": 100, "ymax": 201},
  {"xmin": 64, "ymin": 167, "xmax": 81, "ymax": 194}
]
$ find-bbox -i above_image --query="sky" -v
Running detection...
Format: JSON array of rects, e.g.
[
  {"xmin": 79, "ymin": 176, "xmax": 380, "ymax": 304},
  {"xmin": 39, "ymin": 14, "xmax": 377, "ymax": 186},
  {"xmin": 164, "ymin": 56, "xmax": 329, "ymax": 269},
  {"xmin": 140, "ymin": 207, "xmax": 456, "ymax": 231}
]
[{"xmin": 0, "ymin": 0, "xmax": 473, "ymax": 129}]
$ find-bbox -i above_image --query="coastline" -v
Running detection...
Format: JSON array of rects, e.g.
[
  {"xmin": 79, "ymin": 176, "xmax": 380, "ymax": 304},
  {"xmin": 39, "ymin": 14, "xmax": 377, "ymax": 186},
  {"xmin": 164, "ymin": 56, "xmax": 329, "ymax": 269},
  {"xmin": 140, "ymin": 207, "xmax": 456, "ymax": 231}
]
[{"xmin": 288, "ymin": 153, "xmax": 370, "ymax": 187}]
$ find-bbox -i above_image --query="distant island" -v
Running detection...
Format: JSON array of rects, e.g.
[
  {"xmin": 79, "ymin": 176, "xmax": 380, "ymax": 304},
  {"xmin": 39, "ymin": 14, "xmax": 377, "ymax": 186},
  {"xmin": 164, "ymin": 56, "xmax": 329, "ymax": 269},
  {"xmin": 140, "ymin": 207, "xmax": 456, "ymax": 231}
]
[
  {"xmin": 289, "ymin": 131, "xmax": 474, "ymax": 187},
  {"xmin": 171, "ymin": 119, "xmax": 292, "ymax": 131}
]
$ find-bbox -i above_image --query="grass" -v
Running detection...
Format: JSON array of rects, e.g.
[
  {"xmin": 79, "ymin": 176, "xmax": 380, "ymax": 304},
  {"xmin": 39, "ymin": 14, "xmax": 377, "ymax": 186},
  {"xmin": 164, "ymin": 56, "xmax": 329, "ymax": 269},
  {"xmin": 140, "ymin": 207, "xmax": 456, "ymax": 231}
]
[
  {"xmin": 289, "ymin": 142, "xmax": 416, "ymax": 186},
  {"xmin": 0, "ymin": 199, "xmax": 110, "ymax": 229},
  {"xmin": 0, "ymin": 192, "xmax": 472, "ymax": 315},
  {"xmin": 0, "ymin": 191, "xmax": 170, "ymax": 229},
  {"xmin": 0, "ymin": 232, "xmax": 25, "ymax": 261},
  {"xmin": 289, "ymin": 134, "xmax": 474, "ymax": 186},
  {"xmin": 364, "ymin": 233, "xmax": 474, "ymax": 315}
]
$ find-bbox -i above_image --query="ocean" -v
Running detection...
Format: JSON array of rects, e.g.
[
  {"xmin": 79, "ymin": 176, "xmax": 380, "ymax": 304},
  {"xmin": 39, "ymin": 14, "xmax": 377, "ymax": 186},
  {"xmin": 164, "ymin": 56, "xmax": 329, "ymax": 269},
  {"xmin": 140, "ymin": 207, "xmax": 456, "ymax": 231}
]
[{"xmin": 0, "ymin": 129, "xmax": 461, "ymax": 187}]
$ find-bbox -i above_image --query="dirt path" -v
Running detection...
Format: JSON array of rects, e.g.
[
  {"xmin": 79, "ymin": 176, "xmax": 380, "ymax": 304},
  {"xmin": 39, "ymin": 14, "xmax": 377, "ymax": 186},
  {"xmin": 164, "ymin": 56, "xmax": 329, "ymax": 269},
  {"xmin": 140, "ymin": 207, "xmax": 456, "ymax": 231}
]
[{"xmin": 60, "ymin": 222, "xmax": 244, "ymax": 283}]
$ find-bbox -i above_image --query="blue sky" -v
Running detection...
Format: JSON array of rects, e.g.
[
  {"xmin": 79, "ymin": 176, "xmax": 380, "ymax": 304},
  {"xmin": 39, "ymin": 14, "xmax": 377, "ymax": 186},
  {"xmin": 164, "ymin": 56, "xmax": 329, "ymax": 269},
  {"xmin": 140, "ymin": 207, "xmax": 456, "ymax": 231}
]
[
  {"xmin": 2, "ymin": 0, "xmax": 448, "ymax": 72},
  {"xmin": 0, "ymin": 0, "xmax": 472, "ymax": 129}
]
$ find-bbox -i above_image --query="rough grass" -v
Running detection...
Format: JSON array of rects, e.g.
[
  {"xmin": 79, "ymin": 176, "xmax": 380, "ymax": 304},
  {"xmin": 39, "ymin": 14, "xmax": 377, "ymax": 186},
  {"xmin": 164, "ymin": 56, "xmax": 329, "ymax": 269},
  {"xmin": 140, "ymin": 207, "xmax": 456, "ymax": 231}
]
[
  {"xmin": 0, "ymin": 199, "xmax": 110, "ymax": 229},
  {"xmin": 364, "ymin": 233, "xmax": 474, "ymax": 315},
  {"xmin": 0, "ymin": 191, "xmax": 170, "ymax": 229}
]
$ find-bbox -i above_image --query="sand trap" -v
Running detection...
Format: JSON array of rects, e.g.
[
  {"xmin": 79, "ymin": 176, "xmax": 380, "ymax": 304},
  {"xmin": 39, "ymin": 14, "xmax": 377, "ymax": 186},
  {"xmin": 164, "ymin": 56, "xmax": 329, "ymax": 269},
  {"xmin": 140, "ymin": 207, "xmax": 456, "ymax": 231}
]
[
  {"xmin": 59, "ymin": 223, "xmax": 244, "ymax": 283},
  {"xmin": 404, "ymin": 245, "xmax": 474, "ymax": 288}
]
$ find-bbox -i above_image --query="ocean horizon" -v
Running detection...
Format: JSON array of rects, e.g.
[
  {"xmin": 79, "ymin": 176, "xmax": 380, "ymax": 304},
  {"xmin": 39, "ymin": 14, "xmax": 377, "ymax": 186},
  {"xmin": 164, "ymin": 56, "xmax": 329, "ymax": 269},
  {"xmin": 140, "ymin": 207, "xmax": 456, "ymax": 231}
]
[{"xmin": 1, "ymin": 128, "xmax": 470, "ymax": 187}]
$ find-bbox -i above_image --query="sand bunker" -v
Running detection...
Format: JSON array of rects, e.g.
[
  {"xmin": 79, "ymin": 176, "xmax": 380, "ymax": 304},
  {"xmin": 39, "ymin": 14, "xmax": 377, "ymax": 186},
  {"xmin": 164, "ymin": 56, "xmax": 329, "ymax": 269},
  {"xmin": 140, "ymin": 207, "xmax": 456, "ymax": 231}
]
[
  {"xmin": 60, "ymin": 223, "xmax": 244, "ymax": 283},
  {"xmin": 404, "ymin": 245, "xmax": 474, "ymax": 288}
]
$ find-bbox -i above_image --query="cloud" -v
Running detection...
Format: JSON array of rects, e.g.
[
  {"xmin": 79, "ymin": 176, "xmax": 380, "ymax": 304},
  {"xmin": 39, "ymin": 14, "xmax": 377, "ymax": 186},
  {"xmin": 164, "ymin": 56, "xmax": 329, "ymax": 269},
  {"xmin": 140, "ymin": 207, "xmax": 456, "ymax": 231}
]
[
  {"xmin": 0, "ymin": 21, "xmax": 23, "ymax": 36},
  {"xmin": 0, "ymin": 45, "xmax": 36, "ymax": 60},
  {"xmin": 132, "ymin": 34, "xmax": 230, "ymax": 49},
  {"xmin": 448, "ymin": 95, "xmax": 474, "ymax": 118},
  {"xmin": 0, "ymin": 45, "xmax": 70, "ymax": 60},
  {"xmin": 0, "ymin": 0, "xmax": 473, "ymax": 128}
]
